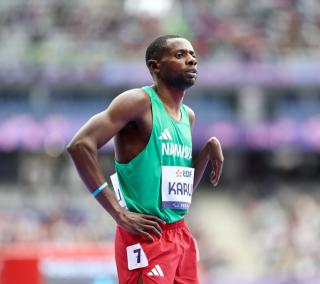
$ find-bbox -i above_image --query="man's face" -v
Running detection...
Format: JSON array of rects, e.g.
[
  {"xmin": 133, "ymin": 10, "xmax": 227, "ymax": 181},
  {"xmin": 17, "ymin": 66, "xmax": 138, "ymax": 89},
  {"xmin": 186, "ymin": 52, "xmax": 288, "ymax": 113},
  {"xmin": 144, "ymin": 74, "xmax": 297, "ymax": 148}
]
[{"xmin": 158, "ymin": 38, "xmax": 198, "ymax": 90}]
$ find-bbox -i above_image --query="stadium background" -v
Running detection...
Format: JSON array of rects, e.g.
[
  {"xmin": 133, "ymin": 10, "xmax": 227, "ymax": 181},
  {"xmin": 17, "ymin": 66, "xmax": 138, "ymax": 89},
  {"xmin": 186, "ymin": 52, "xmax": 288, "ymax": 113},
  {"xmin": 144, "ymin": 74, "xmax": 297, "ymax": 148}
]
[{"xmin": 1, "ymin": 0, "xmax": 320, "ymax": 283}]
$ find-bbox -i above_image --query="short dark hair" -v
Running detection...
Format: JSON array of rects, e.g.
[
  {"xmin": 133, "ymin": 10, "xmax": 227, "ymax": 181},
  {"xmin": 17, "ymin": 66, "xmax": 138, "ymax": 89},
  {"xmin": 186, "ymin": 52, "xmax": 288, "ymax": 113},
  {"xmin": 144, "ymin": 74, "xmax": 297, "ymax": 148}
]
[{"xmin": 145, "ymin": 35, "xmax": 183, "ymax": 64}]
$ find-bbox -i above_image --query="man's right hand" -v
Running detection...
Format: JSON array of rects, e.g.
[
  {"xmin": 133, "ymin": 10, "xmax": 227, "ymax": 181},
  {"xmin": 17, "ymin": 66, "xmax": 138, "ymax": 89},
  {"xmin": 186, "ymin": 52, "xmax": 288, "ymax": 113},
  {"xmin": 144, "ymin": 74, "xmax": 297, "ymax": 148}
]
[{"xmin": 116, "ymin": 210, "xmax": 166, "ymax": 242}]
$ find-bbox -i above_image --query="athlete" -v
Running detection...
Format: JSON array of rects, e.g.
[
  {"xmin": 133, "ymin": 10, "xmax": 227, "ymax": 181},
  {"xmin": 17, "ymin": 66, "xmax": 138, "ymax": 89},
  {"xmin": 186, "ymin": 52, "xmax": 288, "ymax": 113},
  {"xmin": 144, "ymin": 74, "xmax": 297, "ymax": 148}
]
[{"xmin": 67, "ymin": 35, "xmax": 224, "ymax": 283}]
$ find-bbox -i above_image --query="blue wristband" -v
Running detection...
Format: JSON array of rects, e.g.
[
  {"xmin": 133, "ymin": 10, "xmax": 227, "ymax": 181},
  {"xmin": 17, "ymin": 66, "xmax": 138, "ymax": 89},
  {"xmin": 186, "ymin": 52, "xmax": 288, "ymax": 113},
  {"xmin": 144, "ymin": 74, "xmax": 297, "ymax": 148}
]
[{"xmin": 92, "ymin": 182, "xmax": 108, "ymax": 197}]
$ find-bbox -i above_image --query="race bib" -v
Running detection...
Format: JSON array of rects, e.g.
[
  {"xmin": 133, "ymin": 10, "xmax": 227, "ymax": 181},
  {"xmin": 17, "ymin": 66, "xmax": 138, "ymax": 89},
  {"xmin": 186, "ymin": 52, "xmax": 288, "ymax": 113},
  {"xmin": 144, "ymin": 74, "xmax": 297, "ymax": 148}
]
[
  {"xmin": 110, "ymin": 173, "xmax": 127, "ymax": 208},
  {"xmin": 161, "ymin": 166, "xmax": 194, "ymax": 210},
  {"xmin": 127, "ymin": 243, "xmax": 148, "ymax": 270}
]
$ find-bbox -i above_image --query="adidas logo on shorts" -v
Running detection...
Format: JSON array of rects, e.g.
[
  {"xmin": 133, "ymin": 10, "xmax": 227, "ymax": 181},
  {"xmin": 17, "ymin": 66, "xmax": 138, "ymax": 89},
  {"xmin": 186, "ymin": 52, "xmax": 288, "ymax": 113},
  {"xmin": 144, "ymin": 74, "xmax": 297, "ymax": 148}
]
[{"xmin": 147, "ymin": 264, "xmax": 164, "ymax": 277}]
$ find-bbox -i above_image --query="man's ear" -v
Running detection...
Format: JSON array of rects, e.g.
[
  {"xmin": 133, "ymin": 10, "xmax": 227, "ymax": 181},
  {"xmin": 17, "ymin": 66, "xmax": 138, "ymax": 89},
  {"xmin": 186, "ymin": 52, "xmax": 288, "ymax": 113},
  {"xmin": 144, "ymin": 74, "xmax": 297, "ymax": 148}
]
[{"xmin": 147, "ymin": 59, "xmax": 160, "ymax": 74}]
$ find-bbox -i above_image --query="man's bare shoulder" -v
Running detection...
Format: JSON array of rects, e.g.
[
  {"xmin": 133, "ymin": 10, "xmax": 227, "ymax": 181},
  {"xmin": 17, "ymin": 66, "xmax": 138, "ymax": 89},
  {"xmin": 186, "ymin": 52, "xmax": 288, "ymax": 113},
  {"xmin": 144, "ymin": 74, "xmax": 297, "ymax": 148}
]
[
  {"xmin": 112, "ymin": 88, "xmax": 150, "ymax": 111},
  {"xmin": 184, "ymin": 104, "xmax": 195, "ymax": 127},
  {"xmin": 107, "ymin": 89, "xmax": 150, "ymax": 119}
]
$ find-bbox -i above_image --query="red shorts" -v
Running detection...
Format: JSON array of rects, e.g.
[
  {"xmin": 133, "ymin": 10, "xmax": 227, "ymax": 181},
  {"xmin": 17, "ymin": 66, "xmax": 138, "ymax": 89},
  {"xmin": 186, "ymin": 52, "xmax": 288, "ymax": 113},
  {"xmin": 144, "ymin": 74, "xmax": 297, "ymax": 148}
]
[{"xmin": 115, "ymin": 219, "xmax": 199, "ymax": 284}]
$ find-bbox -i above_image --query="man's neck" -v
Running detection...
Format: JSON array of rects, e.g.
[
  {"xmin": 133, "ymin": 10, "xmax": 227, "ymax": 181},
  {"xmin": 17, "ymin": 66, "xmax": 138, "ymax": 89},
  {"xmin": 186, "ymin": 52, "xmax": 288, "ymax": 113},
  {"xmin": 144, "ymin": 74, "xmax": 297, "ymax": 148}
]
[{"xmin": 152, "ymin": 83, "xmax": 186, "ymax": 113}]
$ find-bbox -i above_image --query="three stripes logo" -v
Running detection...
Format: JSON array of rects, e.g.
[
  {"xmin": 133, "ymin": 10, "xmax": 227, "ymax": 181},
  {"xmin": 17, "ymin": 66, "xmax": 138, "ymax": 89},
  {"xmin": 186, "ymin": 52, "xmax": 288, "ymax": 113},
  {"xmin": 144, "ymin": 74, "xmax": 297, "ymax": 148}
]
[
  {"xmin": 159, "ymin": 128, "xmax": 172, "ymax": 140},
  {"xmin": 147, "ymin": 264, "xmax": 164, "ymax": 277}
]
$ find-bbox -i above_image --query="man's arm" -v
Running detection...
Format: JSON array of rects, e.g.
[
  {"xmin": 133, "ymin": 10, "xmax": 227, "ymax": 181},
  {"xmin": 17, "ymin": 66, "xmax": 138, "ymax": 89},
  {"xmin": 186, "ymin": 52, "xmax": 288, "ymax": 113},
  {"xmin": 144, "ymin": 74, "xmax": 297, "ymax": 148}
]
[
  {"xmin": 193, "ymin": 137, "xmax": 224, "ymax": 189},
  {"xmin": 186, "ymin": 107, "xmax": 224, "ymax": 189},
  {"xmin": 67, "ymin": 89, "xmax": 165, "ymax": 241}
]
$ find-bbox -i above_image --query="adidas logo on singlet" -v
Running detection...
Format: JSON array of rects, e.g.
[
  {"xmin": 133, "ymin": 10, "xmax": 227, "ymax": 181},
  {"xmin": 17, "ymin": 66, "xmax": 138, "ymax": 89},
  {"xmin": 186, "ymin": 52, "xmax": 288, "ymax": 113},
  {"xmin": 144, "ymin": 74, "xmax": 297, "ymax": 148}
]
[
  {"xmin": 159, "ymin": 129, "xmax": 192, "ymax": 160},
  {"xmin": 147, "ymin": 264, "xmax": 164, "ymax": 277},
  {"xmin": 159, "ymin": 128, "xmax": 172, "ymax": 140}
]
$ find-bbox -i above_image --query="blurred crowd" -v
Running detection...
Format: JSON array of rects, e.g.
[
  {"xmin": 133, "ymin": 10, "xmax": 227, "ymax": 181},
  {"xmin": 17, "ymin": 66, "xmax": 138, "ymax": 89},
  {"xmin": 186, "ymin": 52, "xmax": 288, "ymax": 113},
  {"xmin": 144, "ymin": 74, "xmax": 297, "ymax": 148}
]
[
  {"xmin": 246, "ymin": 188, "xmax": 320, "ymax": 279},
  {"xmin": 187, "ymin": 0, "xmax": 320, "ymax": 62},
  {"xmin": 1, "ymin": 0, "xmax": 320, "ymax": 70},
  {"xmin": 198, "ymin": 187, "xmax": 320, "ymax": 280},
  {"xmin": 0, "ymin": 195, "xmax": 114, "ymax": 244}
]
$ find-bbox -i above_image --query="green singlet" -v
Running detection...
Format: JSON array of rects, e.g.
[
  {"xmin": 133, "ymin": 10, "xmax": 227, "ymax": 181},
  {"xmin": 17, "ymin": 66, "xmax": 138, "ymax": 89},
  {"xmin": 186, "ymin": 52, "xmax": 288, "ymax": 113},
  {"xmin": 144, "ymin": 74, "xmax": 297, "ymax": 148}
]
[{"xmin": 115, "ymin": 86, "xmax": 193, "ymax": 223}]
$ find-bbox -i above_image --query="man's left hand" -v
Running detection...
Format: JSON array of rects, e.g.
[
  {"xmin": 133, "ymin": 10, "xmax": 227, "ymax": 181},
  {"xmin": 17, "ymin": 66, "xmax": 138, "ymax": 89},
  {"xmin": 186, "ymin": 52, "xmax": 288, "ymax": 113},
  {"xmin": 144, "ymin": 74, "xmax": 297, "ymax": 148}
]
[{"xmin": 207, "ymin": 137, "xmax": 224, "ymax": 187}]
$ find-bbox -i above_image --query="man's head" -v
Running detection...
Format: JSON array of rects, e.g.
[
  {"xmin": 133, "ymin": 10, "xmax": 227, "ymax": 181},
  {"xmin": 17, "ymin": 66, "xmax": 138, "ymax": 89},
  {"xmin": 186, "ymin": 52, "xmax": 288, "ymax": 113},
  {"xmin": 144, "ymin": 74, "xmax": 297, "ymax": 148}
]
[
  {"xmin": 146, "ymin": 35, "xmax": 198, "ymax": 90},
  {"xmin": 145, "ymin": 35, "xmax": 183, "ymax": 65}
]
